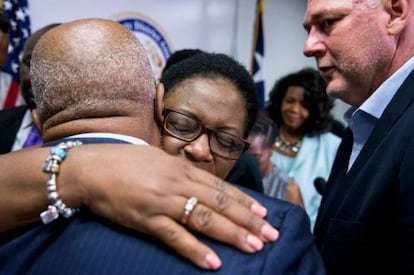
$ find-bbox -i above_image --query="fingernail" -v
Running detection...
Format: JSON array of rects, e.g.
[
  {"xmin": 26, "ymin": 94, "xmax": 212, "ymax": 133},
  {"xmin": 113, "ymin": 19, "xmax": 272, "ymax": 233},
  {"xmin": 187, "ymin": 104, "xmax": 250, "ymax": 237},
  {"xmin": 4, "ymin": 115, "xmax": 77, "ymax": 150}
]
[
  {"xmin": 246, "ymin": 234, "xmax": 264, "ymax": 251},
  {"xmin": 205, "ymin": 253, "xmax": 222, "ymax": 270},
  {"xmin": 251, "ymin": 203, "xmax": 267, "ymax": 217},
  {"xmin": 261, "ymin": 224, "xmax": 279, "ymax": 241}
]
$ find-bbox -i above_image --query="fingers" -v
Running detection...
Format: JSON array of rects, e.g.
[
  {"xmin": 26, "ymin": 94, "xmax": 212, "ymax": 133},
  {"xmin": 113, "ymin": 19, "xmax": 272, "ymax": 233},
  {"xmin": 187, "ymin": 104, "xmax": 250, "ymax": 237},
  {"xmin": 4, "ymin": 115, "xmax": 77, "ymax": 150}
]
[
  {"xmin": 183, "ymin": 171, "xmax": 279, "ymax": 243},
  {"xmin": 67, "ymin": 145, "xmax": 280, "ymax": 269},
  {"xmin": 163, "ymin": 193, "xmax": 277, "ymax": 254},
  {"xmin": 146, "ymin": 215, "xmax": 223, "ymax": 270},
  {"xmin": 185, "ymin": 202, "xmax": 266, "ymax": 253},
  {"xmin": 189, "ymin": 170, "xmax": 268, "ymax": 218},
  {"xmin": 190, "ymin": 194, "xmax": 278, "ymax": 244}
]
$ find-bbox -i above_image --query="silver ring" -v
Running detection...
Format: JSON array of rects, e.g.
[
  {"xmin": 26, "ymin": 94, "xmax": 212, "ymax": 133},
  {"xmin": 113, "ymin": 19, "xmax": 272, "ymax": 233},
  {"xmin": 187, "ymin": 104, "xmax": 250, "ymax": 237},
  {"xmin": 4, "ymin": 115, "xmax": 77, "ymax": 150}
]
[{"xmin": 181, "ymin": 196, "xmax": 198, "ymax": 224}]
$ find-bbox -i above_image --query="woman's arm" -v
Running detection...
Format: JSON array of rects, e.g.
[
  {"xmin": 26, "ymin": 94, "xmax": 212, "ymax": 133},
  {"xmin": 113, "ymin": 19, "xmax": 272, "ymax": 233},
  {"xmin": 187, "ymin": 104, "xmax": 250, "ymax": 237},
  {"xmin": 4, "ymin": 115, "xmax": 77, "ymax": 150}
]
[
  {"xmin": 286, "ymin": 179, "xmax": 305, "ymax": 208},
  {"xmin": 0, "ymin": 144, "xmax": 278, "ymax": 269}
]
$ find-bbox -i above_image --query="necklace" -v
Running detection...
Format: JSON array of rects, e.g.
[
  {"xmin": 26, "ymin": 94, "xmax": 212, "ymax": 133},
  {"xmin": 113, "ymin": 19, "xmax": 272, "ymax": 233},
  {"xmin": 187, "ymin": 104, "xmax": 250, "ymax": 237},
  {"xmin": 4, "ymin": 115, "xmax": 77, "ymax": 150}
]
[{"xmin": 274, "ymin": 134, "xmax": 302, "ymax": 153}]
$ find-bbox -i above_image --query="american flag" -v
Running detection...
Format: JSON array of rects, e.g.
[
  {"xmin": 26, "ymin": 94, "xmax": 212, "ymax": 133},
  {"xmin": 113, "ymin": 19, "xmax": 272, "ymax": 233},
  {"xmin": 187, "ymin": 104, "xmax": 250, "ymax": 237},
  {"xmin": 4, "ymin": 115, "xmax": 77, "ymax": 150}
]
[
  {"xmin": 250, "ymin": 0, "xmax": 265, "ymax": 112},
  {"xmin": 0, "ymin": 0, "xmax": 30, "ymax": 109}
]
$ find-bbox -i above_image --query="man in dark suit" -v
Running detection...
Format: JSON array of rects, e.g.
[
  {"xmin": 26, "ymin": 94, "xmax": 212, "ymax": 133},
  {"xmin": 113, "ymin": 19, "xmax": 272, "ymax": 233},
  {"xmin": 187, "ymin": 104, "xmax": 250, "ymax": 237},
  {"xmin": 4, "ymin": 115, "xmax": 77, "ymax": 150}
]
[
  {"xmin": 0, "ymin": 104, "xmax": 28, "ymax": 153},
  {"xmin": 0, "ymin": 18, "xmax": 324, "ymax": 274},
  {"xmin": 304, "ymin": 0, "xmax": 414, "ymax": 274},
  {"xmin": 0, "ymin": 24, "xmax": 60, "ymax": 154}
]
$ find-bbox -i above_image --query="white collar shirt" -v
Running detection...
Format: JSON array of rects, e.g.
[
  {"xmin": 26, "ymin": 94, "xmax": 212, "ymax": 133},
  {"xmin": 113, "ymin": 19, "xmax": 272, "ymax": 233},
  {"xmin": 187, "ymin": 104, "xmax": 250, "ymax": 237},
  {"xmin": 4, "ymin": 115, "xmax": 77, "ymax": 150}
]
[
  {"xmin": 68, "ymin": 132, "xmax": 149, "ymax": 145},
  {"xmin": 345, "ymin": 56, "xmax": 414, "ymax": 171}
]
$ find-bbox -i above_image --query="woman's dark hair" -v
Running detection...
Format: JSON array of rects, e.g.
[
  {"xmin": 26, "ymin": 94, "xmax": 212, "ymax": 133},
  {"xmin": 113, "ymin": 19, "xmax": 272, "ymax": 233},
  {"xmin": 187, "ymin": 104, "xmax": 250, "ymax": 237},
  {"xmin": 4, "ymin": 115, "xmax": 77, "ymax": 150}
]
[
  {"xmin": 265, "ymin": 67, "xmax": 334, "ymax": 136},
  {"xmin": 161, "ymin": 52, "xmax": 259, "ymax": 137},
  {"xmin": 161, "ymin": 48, "xmax": 204, "ymax": 75}
]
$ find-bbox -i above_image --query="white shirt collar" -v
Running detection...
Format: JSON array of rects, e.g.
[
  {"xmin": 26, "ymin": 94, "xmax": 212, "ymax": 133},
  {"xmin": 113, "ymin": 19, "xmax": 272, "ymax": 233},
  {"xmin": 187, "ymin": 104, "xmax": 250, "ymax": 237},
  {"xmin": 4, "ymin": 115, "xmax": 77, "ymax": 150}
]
[
  {"xmin": 68, "ymin": 132, "xmax": 149, "ymax": 145},
  {"xmin": 345, "ymin": 56, "xmax": 414, "ymax": 122}
]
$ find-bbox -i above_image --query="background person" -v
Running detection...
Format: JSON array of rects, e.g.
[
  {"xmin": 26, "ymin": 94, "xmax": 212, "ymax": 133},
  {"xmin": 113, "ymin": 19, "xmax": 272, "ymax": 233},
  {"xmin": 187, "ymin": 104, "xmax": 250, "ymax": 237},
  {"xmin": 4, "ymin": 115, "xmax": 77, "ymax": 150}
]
[
  {"xmin": 0, "ymin": 11, "xmax": 10, "ymax": 68},
  {"xmin": 0, "ymin": 23, "xmax": 60, "ymax": 154},
  {"xmin": 247, "ymin": 114, "xmax": 304, "ymax": 207},
  {"xmin": 266, "ymin": 67, "xmax": 341, "ymax": 230}
]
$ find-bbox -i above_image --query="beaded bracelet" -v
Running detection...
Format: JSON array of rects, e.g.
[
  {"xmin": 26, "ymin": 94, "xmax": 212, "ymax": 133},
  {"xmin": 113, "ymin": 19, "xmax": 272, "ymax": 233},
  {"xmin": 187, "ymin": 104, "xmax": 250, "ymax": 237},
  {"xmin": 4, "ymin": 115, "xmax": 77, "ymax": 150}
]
[{"xmin": 40, "ymin": 140, "xmax": 83, "ymax": 224}]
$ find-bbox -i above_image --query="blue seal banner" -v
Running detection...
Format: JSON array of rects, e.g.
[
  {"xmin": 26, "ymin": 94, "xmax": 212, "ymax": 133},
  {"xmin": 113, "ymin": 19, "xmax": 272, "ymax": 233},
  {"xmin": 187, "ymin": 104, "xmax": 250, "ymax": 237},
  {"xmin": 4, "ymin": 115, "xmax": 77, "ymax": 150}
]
[{"xmin": 113, "ymin": 12, "xmax": 174, "ymax": 79}]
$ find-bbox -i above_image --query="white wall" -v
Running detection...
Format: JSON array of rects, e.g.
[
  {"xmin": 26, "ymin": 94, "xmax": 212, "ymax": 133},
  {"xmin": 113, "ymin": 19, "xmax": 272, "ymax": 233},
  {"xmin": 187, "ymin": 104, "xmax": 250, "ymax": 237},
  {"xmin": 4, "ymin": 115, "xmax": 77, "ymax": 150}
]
[{"xmin": 28, "ymin": 0, "xmax": 349, "ymax": 123}]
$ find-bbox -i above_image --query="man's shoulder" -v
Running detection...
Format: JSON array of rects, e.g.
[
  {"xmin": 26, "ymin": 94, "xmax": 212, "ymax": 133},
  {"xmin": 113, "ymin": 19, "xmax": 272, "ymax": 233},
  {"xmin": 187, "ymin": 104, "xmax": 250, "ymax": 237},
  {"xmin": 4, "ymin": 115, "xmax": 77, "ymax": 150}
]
[
  {"xmin": 0, "ymin": 201, "xmax": 321, "ymax": 275},
  {"xmin": 233, "ymin": 187, "xmax": 324, "ymax": 274},
  {"xmin": 0, "ymin": 105, "xmax": 28, "ymax": 149},
  {"xmin": 0, "ymin": 105, "xmax": 28, "ymax": 121},
  {"xmin": 239, "ymin": 185, "xmax": 299, "ymax": 211},
  {"xmin": 239, "ymin": 186, "xmax": 310, "ymax": 231}
]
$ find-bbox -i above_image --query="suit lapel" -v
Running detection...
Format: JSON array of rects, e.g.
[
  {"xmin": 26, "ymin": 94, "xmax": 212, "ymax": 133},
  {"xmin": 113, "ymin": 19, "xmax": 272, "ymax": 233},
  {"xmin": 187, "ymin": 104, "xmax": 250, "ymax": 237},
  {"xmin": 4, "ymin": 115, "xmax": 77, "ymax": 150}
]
[
  {"xmin": 349, "ymin": 69, "xmax": 414, "ymax": 174},
  {"xmin": 314, "ymin": 127, "xmax": 353, "ymax": 236}
]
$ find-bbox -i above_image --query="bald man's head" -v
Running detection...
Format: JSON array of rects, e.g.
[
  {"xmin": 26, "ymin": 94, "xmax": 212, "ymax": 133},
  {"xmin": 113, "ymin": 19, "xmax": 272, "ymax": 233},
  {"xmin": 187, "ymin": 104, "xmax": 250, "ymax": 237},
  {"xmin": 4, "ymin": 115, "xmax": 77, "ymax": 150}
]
[{"xmin": 31, "ymin": 18, "xmax": 156, "ymax": 131}]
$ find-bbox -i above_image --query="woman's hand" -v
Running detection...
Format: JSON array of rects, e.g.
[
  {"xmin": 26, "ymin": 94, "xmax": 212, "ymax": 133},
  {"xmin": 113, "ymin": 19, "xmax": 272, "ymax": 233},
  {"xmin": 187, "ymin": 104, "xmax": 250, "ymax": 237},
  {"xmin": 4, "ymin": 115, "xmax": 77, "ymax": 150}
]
[{"xmin": 0, "ymin": 144, "xmax": 279, "ymax": 270}]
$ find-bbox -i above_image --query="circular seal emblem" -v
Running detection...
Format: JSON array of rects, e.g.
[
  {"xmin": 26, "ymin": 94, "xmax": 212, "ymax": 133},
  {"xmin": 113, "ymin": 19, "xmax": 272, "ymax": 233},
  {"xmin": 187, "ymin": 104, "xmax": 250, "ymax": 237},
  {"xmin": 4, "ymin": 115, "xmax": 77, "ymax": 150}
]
[{"xmin": 113, "ymin": 12, "xmax": 174, "ymax": 79}]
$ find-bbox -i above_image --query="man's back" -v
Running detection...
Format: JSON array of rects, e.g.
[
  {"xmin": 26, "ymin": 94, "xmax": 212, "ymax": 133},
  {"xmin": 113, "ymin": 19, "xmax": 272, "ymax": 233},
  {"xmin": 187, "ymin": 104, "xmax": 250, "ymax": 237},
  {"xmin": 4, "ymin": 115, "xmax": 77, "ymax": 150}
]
[{"xmin": 1, "ymin": 184, "xmax": 324, "ymax": 274}]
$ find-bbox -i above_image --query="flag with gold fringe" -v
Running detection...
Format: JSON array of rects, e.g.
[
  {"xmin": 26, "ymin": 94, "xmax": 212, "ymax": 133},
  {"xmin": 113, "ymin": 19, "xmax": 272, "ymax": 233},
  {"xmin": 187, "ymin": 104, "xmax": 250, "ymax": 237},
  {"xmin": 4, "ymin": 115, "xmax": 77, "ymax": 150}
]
[
  {"xmin": 0, "ymin": 0, "xmax": 30, "ymax": 109},
  {"xmin": 250, "ymin": 0, "xmax": 265, "ymax": 111}
]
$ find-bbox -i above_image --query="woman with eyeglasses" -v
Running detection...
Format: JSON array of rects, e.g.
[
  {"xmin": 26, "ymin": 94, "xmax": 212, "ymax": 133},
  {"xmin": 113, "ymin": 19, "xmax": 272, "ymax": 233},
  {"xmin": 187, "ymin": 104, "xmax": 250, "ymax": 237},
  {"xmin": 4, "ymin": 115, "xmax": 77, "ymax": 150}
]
[
  {"xmin": 158, "ymin": 52, "xmax": 258, "ymax": 180},
  {"xmin": 153, "ymin": 53, "xmax": 326, "ymax": 273}
]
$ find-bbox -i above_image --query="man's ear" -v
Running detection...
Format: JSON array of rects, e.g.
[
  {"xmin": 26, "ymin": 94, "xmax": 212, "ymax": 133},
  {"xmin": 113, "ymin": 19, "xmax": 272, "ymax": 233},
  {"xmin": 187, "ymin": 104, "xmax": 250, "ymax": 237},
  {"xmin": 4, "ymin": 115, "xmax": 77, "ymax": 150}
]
[
  {"xmin": 31, "ymin": 109, "xmax": 42, "ymax": 134},
  {"xmin": 154, "ymin": 82, "xmax": 165, "ymax": 126},
  {"xmin": 385, "ymin": 0, "xmax": 410, "ymax": 35}
]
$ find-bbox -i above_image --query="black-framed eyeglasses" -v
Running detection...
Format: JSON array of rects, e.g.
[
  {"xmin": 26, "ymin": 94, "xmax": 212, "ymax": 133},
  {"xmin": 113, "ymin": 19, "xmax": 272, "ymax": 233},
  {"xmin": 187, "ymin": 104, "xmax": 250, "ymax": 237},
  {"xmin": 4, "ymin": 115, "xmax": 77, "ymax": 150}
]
[{"xmin": 163, "ymin": 108, "xmax": 249, "ymax": 160}]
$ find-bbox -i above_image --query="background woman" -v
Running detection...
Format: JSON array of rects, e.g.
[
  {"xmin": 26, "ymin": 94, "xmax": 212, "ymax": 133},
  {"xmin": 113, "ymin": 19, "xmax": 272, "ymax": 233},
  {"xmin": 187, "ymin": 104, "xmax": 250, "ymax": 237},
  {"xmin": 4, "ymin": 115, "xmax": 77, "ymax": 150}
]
[{"xmin": 266, "ymin": 67, "xmax": 341, "ymax": 230}]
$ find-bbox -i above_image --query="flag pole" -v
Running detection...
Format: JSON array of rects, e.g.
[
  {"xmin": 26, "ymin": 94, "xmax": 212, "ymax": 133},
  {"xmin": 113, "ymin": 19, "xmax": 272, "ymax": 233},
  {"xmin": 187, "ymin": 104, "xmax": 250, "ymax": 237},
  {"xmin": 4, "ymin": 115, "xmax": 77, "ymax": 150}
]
[{"xmin": 250, "ymin": 0, "xmax": 265, "ymax": 112}]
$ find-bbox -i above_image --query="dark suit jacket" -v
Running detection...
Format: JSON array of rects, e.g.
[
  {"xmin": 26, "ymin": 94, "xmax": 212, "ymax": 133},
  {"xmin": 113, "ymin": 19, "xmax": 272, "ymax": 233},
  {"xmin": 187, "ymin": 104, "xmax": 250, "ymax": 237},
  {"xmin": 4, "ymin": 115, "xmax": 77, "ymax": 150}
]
[
  {"xmin": 0, "ymin": 137, "xmax": 325, "ymax": 274},
  {"xmin": 314, "ymin": 69, "xmax": 414, "ymax": 274},
  {"xmin": 0, "ymin": 105, "xmax": 28, "ymax": 154}
]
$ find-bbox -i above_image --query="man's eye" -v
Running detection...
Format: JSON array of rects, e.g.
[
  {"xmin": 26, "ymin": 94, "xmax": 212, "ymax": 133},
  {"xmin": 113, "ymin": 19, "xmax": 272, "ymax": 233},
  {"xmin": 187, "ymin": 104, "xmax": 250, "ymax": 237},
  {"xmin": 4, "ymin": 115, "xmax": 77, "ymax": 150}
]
[{"xmin": 322, "ymin": 18, "xmax": 337, "ymax": 32}]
